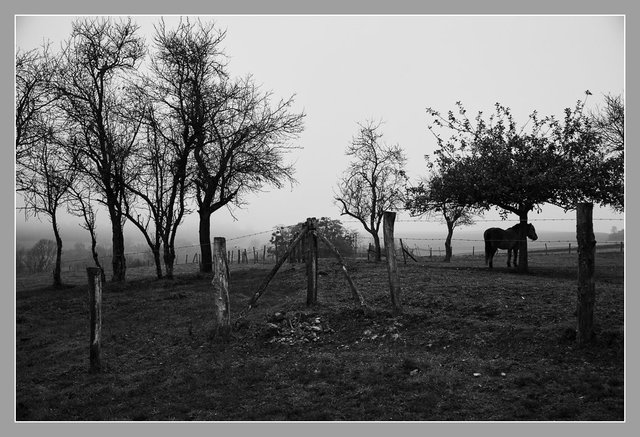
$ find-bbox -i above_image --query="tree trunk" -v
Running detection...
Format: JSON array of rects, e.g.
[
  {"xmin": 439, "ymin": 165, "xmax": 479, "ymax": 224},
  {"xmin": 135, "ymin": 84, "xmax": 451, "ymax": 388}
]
[
  {"xmin": 517, "ymin": 214, "xmax": 529, "ymax": 274},
  {"xmin": 576, "ymin": 203, "xmax": 596, "ymax": 345},
  {"xmin": 444, "ymin": 222, "xmax": 454, "ymax": 263},
  {"xmin": 51, "ymin": 214, "xmax": 63, "ymax": 288},
  {"xmin": 163, "ymin": 245, "xmax": 175, "ymax": 280},
  {"xmin": 198, "ymin": 209, "xmax": 213, "ymax": 273},
  {"xmin": 151, "ymin": 247, "xmax": 163, "ymax": 279},
  {"xmin": 110, "ymin": 219, "xmax": 126, "ymax": 282},
  {"xmin": 372, "ymin": 232, "xmax": 382, "ymax": 262}
]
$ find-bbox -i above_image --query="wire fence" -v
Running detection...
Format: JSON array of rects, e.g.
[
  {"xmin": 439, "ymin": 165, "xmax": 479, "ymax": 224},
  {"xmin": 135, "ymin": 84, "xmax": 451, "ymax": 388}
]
[{"xmin": 15, "ymin": 216, "xmax": 624, "ymax": 278}]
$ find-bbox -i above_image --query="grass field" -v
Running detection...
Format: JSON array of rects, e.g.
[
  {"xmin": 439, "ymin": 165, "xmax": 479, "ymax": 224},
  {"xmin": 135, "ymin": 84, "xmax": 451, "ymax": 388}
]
[{"xmin": 15, "ymin": 251, "xmax": 624, "ymax": 421}]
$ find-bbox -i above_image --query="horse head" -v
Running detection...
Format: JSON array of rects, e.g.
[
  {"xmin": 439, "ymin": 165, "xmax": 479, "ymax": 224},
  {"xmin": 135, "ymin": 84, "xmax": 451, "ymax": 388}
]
[{"xmin": 526, "ymin": 223, "xmax": 538, "ymax": 241}]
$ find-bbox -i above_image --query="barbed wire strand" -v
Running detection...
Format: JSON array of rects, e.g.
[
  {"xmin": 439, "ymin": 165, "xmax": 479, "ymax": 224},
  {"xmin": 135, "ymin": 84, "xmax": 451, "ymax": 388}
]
[{"xmin": 19, "ymin": 216, "xmax": 624, "ymax": 266}]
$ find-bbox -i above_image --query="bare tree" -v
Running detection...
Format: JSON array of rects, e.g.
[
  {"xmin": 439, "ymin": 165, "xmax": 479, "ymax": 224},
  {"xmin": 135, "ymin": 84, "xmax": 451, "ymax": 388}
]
[
  {"xmin": 17, "ymin": 93, "xmax": 77, "ymax": 287},
  {"xmin": 121, "ymin": 18, "xmax": 227, "ymax": 279},
  {"xmin": 53, "ymin": 17, "xmax": 146, "ymax": 282},
  {"xmin": 589, "ymin": 93, "xmax": 624, "ymax": 212},
  {"xmin": 335, "ymin": 121, "xmax": 407, "ymax": 261},
  {"xmin": 68, "ymin": 181, "xmax": 106, "ymax": 283},
  {"xmin": 15, "ymin": 44, "xmax": 58, "ymax": 190},
  {"xmin": 194, "ymin": 77, "xmax": 305, "ymax": 272},
  {"xmin": 25, "ymin": 239, "xmax": 58, "ymax": 274}
]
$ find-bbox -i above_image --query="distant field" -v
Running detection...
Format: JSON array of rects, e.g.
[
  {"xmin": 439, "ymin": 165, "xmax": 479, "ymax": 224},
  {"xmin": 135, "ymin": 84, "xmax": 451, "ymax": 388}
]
[{"xmin": 15, "ymin": 251, "xmax": 624, "ymax": 421}]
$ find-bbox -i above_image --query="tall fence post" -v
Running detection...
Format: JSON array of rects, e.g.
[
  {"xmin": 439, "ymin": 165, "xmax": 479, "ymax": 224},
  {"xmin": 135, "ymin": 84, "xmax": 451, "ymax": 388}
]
[
  {"xmin": 306, "ymin": 218, "xmax": 318, "ymax": 306},
  {"xmin": 86, "ymin": 267, "xmax": 103, "ymax": 373},
  {"xmin": 383, "ymin": 211, "xmax": 402, "ymax": 315},
  {"xmin": 212, "ymin": 237, "xmax": 231, "ymax": 340},
  {"xmin": 576, "ymin": 203, "xmax": 596, "ymax": 345}
]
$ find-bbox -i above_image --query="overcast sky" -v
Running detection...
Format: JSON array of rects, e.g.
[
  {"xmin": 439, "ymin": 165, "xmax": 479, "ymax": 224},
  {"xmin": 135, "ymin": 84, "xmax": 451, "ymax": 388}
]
[{"xmin": 15, "ymin": 15, "xmax": 625, "ymax": 248}]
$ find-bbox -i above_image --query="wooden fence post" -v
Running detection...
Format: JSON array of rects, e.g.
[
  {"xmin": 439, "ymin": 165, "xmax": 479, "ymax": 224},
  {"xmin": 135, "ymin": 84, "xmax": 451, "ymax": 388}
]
[
  {"xmin": 86, "ymin": 267, "xmax": 103, "ymax": 373},
  {"xmin": 212, "ymin": 238, "xmax": 231, "ymax": 340},
  {"xmin": 263, "ymin": 245, "xmax": 267, "ymax": 263},
  {"xmin": 383, "ymin": 211, "xmax": 402, "ymax": 315},
  {"xmin": 306, "ymin": 218, "xmax": 318, "ymax": 306},
  {"xmin": 576, "ymin": 203, "xmax": 596, "ymax": 345},
  {"xmin": 569, "ymin": 243, "xmax": 572, "ymax": 255}
]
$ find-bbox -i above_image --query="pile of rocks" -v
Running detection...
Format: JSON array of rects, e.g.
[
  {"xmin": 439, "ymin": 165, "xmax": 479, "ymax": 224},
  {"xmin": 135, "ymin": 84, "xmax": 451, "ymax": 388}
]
[{"xmin": 263, "ymin": 311, "xmax": 333, "ymax": 345}]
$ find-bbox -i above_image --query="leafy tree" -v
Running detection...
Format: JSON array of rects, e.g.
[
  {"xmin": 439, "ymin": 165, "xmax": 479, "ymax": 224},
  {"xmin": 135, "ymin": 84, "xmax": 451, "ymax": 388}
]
[
  {"xmin": 269, "ymin": 217, "xmax": 357, "ymax": 259},
  {"xmin": 335, "ymin": 120, "xmax": 407, "ymax": 261},
  {"xmin": 426, "ymin": 102, "xmax": 564, "ymax": 272},
  {"xmin": 53, "ymin": 17, "xmax": 146, "ymax": 282},
  {"xmin": 425, "ymin": 96, "xmax": 618, "ymax": 272},
  {"xmin": 406, "ymin": 174, "xmax": 479, "ymax": 262}
]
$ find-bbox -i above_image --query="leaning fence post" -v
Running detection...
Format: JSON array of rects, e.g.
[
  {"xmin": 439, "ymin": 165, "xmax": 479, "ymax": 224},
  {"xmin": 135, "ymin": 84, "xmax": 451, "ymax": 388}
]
[
  {"xmin": 306, "ymin": 218, "xmax": 318, "ymax": 306},
  {"xmin": 244, "ymin": 227, "xmax": 308, "ymax": 313},
  {"xmin": 400, "ymin": 239, "xmax": 407, "ymax": 265},
  {"xmin": 86, "ymin": 267, "xmax": 103, "ymax": 373},
  {"xmin": 383, "ymin": 211, "xmax": 402, "ymax": 315}
]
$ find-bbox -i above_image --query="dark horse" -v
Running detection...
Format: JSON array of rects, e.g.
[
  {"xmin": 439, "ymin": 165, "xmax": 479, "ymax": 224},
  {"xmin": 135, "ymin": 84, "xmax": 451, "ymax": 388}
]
[{"xmin": 484, "ymin": 223, "xmax": 538, "ymax": 268}]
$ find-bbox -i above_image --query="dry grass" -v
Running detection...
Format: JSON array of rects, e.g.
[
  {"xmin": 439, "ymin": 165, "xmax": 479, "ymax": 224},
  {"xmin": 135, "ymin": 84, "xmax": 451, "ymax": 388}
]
[{"xmin": 15, "ymin": 251, "xmax": 624, "ymax": 421}]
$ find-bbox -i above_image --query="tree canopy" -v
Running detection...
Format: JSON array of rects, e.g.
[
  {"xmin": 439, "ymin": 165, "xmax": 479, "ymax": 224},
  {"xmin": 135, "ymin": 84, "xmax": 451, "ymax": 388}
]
[{"xmin": 424, "ymin": 96, "xmax": 622, "ymax": 271}]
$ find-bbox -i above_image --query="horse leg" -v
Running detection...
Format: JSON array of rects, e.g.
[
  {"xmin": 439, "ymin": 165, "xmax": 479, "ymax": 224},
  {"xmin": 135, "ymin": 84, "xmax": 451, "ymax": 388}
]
[
  {"xmin": 513, "ymin": 247, "xmax": 519, "ymax": 268},
  {"xmin": 507, "ymin": 249, "xmax": 512, "ymax": 267},
  {"xmin": 488, "ymin": 248, "xmax": 497, "ymax": 269}
]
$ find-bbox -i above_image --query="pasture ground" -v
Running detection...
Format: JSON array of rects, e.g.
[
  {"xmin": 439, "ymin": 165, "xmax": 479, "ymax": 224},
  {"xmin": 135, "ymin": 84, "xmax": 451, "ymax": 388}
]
[{"xmin": 15, "ymin": 251, "xmax": 624, "ymax": 421}]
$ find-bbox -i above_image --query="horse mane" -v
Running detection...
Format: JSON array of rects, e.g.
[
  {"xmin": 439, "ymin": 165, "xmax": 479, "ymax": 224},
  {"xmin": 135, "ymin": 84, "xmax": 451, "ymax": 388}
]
[{"xmin": 508, "ymin": 223, "xmax": 522, "ymax": 231}]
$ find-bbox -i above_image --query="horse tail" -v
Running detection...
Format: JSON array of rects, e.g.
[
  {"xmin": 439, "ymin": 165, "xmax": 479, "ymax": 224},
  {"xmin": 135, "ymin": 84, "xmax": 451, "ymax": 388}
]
[{"xmin": 484, "ymin": 231, "xmax": 491, "ymax": 265}]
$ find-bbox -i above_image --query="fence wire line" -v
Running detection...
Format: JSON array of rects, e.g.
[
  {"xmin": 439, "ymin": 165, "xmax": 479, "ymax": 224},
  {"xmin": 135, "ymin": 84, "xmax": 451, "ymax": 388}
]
[
  {"xmin": 24, "ymin": 227, "xmax": 284, "ymax": 266},
  {"xmin": 20, "ymin": 215, "xmax": 624, "ymax": 266},
  {"xmin": 343, "ymin": 217, "xmax": 624, "ymax": 224}
]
